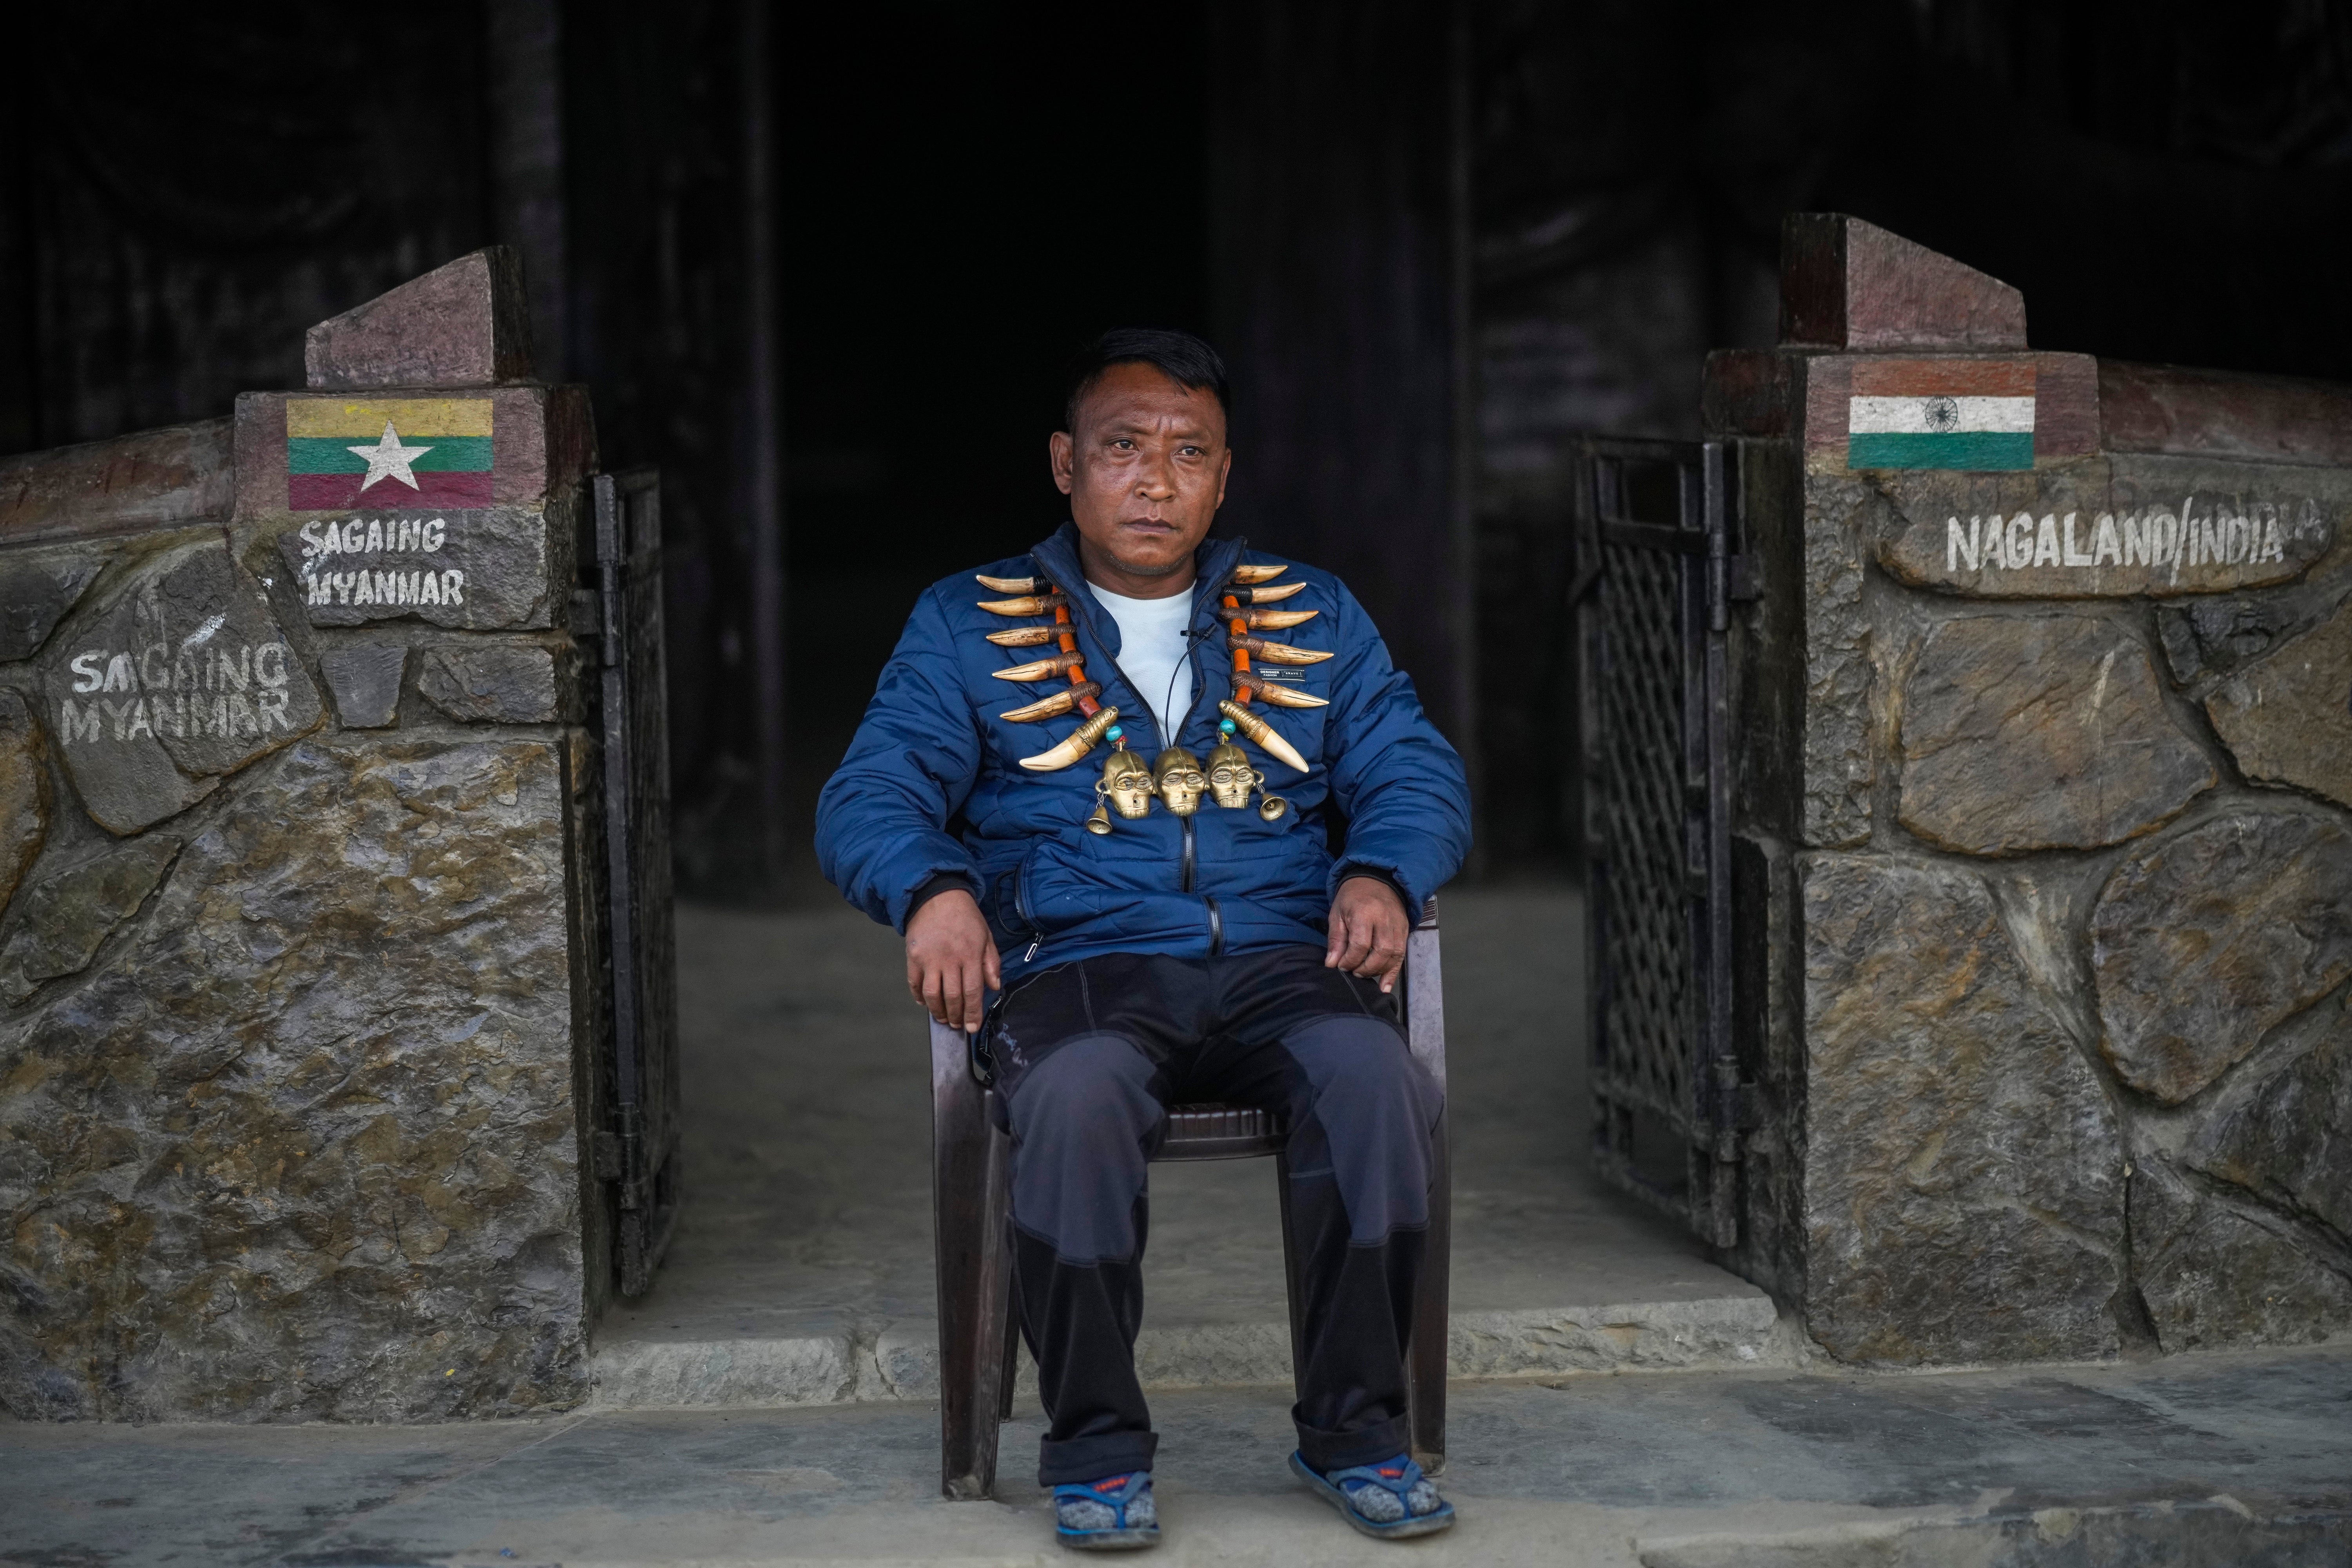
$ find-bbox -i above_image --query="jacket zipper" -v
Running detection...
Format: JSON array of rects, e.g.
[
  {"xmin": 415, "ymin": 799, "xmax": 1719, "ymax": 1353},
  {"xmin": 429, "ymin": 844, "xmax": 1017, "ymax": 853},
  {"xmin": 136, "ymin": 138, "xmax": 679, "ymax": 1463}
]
[
  {"xmin": 1047, "ymin": 541, "xmax": 1242, "ymax": 947},
  {"xmin": 1177, "ymin": 564, "xmax": 1231, "ymax": 950}
]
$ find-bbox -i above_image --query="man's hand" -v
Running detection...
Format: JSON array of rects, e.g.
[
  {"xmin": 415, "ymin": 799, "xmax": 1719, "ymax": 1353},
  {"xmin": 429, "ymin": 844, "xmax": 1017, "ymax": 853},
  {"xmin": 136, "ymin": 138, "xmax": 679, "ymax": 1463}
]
[
  {"xmin": 906, "ymin": 889, "xmax": 1002, "ymax": 1033},
  {"xmin": 1326, "ymin": 875, "xmax": 1409, "ymax": 993}
]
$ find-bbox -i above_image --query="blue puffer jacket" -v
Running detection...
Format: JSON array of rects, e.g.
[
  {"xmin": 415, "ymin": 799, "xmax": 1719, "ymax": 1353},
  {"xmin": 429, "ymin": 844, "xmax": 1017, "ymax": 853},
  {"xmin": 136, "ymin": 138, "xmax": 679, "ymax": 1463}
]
[{"xmin": 815, "ymin": 523, "xmax": 1471, "ymax": 983}]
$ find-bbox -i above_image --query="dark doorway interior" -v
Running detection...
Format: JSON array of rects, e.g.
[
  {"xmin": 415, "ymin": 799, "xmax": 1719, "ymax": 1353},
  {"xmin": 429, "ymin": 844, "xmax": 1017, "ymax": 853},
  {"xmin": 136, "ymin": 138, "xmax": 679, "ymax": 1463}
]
[{"xmin": 755, "ymin": 5, "xmax": 1213, "ymax": 901}]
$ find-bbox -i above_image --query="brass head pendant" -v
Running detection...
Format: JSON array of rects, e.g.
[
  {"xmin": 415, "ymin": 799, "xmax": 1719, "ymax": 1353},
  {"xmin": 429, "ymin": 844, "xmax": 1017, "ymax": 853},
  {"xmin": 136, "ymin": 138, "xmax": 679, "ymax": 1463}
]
[
  {"xmin": 1089, "ymin": 741, "xmax": 1156, "ymax": 834},
  {"xmin": 1152, "ymin": 746, "xmax": 1209, "ymax": 817},
  {"xmin": 1206, "ymin": 739, "xmax": 1255, "ymax": 811},
  {"xmin": 1207, "ymin": 735, "xmax": 1289, "ymax": 821}
]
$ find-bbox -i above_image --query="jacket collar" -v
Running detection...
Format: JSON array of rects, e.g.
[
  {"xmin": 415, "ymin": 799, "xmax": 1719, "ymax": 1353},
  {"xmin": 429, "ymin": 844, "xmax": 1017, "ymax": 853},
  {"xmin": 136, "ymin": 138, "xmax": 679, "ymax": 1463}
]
[
  {"xmin": 1027, "ymin": 523, "xmax": 1248, "ymax": 749},
  {"xmin": 1027, "ymin": 522, "xmax": 1247, "ymax": 637}
]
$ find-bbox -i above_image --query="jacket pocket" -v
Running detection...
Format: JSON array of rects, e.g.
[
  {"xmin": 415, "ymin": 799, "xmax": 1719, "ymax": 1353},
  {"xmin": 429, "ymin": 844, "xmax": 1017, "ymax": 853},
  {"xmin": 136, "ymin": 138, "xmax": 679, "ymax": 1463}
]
[
  {"xmin": 1006, "ymin": 837, "xmax": 1050, "ymax": 936},
  {"xmin": 1015, "ymin": 833, "xmax": 1083, "ymax": 936},
  {"xmin": 984, "ymin": 865, "xmax": 1028, "ymax": 948},
  {"xmin": 1018, "ymin": 816, "xmax": 1188, "ymax": 936}
]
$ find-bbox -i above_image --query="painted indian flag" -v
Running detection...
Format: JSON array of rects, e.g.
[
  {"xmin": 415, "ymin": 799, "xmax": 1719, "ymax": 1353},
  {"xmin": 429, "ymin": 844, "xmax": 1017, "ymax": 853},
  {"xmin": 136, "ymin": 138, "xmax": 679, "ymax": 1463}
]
[
  {"xmin": 1847, "ymin": 360, "xmax": 2034, "ymax": 472},
  {"xmin": 286, "ymin": 397, "xmax": 494, "ymax": 509}
]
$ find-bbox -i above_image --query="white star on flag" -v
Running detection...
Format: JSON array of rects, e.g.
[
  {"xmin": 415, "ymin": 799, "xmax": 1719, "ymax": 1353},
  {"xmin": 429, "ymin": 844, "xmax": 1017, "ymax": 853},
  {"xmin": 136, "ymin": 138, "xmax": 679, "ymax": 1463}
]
[{"xmin": 347, "ymin": 421, "xmax": 435, "ymax": 491}]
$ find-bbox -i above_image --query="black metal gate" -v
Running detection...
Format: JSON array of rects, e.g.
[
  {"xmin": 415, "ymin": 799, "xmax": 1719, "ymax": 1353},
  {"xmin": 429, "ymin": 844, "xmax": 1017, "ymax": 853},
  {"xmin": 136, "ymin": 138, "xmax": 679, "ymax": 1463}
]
[
  {"xmin": 1575, "ymin": 439, "xmax": 1741, "ymax": 1248},
  {"xmin": 594, "ymin": 467, "xmax": 682, "ymax": 1296}
]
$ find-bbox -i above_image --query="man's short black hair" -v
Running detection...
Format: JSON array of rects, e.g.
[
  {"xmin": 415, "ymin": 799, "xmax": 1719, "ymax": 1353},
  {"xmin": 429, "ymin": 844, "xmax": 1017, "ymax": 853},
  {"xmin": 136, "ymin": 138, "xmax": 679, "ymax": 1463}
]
[{"xmin": 1063, "ymin": 328, "xmax": 1231, "ymax": 433}]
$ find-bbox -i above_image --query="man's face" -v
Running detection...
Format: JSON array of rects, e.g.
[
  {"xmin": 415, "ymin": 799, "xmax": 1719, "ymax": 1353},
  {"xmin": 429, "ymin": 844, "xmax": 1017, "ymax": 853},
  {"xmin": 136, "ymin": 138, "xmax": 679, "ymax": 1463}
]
[{"xmin": 1052, "ymin": 363, "xmax": 1231, "ymax": 582}]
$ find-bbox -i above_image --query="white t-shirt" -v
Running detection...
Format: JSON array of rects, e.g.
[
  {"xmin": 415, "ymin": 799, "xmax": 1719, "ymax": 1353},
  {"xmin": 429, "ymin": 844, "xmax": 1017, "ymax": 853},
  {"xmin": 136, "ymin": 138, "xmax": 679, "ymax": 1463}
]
[{"xmin": 1087, "ymin": 582, "xmax": 1196, "ymax": 747}]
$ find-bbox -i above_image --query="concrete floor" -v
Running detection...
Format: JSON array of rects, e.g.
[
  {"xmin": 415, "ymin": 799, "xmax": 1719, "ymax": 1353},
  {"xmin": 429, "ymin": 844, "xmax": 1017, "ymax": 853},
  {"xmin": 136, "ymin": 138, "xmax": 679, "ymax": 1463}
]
[
  {"xmin": 592, "ymin": 888, "xmax": 1790, "ymax": 1407},
  {"xmin": 9, "ymin": 1345, "xmax": 2350, "ymax": 1566}
]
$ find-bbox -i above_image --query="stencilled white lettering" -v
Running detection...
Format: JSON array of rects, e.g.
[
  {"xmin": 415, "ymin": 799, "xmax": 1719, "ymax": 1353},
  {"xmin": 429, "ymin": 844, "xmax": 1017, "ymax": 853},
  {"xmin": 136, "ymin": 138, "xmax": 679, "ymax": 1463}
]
[
  {"xmin": 55, "ymin": 640, "xmax": 299, "ymax": 746},
  {"xmin": 1938, "ymin": 496, "xmax": 2310, "ymax": 586},
  {"xmin": 297, "ymin": 513, "xmax": 457, "ymax": 609},
  {"xmin": 60, "ymin": 700, "xmax": 104, "ymax": 743}
]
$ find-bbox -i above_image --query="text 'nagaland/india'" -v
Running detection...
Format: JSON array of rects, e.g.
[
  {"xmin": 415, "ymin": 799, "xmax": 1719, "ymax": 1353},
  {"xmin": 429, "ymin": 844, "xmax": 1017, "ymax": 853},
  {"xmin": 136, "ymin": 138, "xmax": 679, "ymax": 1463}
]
[
  {"xmin": 1945, "ymin": 497, "xmax": 2313, "ymax": 581},
  {"xmin": 59, "ymin": 641, "xmax": 296, "ymax": 745}
]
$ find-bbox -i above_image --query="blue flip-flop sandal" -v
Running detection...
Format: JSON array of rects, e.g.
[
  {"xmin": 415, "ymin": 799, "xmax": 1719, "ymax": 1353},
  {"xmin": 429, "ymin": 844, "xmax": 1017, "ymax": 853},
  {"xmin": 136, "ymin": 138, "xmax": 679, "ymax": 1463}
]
[
  {"xmin": 1053, "ymin": 1470, "xmax": 1159, "ymax": 1551},
  {"xmin": 1289, "ymin": 1450, "xmax": 1455, "ymax": 1539}
]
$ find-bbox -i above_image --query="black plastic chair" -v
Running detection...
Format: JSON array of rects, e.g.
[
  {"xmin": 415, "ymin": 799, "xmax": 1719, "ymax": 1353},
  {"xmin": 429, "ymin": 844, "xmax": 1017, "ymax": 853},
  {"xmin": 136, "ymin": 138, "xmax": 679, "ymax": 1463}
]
[{"xmin": 927, "ymin": 898, "xmax": 1452, "ymax": 1499}]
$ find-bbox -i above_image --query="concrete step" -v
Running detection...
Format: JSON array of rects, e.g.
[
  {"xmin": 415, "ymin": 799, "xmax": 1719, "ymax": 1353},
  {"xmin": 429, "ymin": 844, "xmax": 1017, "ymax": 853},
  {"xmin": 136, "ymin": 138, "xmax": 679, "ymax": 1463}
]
[
  {"xmin": 589, "ymin": 1291, "xmax": 1807, "ymax": 1410},
  {"xmin": 14, "ymin": 1348, "xmax": 2349, "ymax": 1568}
]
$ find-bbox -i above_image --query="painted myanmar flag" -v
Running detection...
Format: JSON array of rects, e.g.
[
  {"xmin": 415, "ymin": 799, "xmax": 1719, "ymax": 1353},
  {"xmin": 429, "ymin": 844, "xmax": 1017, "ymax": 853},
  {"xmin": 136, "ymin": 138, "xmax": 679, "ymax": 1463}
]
[
  {"xmin": 1846, "ymin": 360, "xmax": 2034, "ymax": 471},
  {"xmin": 286, "ymin": 398, "xmax": 493, "ymax": 509}
]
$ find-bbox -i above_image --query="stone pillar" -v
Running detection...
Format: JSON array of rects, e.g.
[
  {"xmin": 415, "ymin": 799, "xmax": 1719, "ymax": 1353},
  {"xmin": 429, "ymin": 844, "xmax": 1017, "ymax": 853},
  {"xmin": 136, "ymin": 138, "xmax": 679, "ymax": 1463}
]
[
  {"xmin": 0, "ymin": 248, "xmax": 613, "ymax": 1421},
  {"xmin": 1710, "ymin": 216, "xmax": 2352, "ymax": 1365}
]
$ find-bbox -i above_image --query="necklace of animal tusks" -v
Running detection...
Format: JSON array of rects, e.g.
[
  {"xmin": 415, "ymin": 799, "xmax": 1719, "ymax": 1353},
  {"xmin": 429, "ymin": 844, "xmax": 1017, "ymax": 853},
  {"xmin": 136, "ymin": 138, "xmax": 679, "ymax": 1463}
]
[
  {"xmin": 1217, "ymin": 584, "xmax": 1315, "ymax": 773},
  {"xmin": 976, "ymin": 567, "xmax": 1315, "ymax": 774},
  {"xmin": 974, "ymin": 578, "xmax": 1115, "ymax": 769}
]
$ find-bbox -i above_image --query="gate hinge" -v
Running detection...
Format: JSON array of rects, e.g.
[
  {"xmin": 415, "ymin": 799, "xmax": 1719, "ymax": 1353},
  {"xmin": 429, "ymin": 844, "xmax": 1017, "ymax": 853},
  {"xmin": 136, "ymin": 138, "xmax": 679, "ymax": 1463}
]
[
  {"xmin": 1727, "ymin": 554, "xmax": 1761, "ymax": 602},
  {"xmin": 1722, "ymin": 552, "xmax": 1759, "ymax": 602},
  {"xmin": 1721, "ymin": 1078, "xmax": 1769, "ymax": 1132},
  {"xmin": 570, "ymin": 588, "xmax": 605, "ymax": 642},
  {"xmin": 610, "ymin": 1103, "xmax": 649, "ymax": 1207}
]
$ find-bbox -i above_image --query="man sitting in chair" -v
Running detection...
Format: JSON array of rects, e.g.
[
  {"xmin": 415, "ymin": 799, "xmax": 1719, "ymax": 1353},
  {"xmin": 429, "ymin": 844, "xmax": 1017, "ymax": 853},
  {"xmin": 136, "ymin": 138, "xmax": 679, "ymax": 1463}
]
[{"xmin": 815, "ymin": 329, "xmax": 1470, "ymax": 1550}]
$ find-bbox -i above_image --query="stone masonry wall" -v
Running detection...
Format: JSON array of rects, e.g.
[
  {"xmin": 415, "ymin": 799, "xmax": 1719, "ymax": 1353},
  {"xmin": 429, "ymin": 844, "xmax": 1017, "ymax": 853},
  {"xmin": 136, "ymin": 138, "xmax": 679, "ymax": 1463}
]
[
  {"xmin": 0, "ymin": 251, "xmax": 613, "ymax": 1420},
  {"xmin": 1711, "ymin": 218, "xmax": 2352, "ymax": 1366}
]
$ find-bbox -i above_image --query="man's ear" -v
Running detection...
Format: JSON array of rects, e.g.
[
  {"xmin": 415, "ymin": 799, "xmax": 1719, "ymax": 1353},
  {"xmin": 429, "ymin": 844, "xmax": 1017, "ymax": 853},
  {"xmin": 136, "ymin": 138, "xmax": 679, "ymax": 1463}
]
[
  {"xmin": 1049, "ymin": 430, "xmax": 1076, "ymax": 496},
  {"xmin": 1213, "ymin": 447, "xmax": 1232, "ymax": 511}
]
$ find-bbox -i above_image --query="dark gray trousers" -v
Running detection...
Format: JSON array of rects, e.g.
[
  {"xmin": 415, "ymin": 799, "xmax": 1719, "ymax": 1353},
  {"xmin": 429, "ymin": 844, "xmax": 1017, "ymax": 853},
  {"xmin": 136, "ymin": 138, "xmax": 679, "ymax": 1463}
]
[{"xmin": 984, "ymin": 946, "xmax": 1442, "ymax": 1485}]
